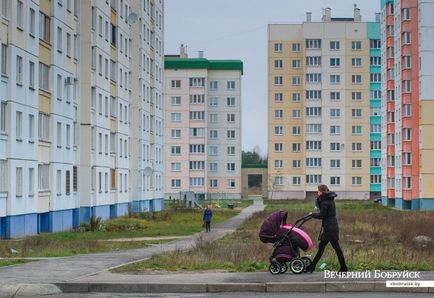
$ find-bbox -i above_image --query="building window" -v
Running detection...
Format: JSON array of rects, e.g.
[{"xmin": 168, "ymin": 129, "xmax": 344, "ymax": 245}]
[
  {"xmin": 15, "ymin": 56, "xmax": 23, "ymax": 85},
  {"xmin": 352, "ymin": 109, "xmax": 362, "ymax": 118},
  {"xmin": 208, "ymin": 163, "xmax": 218, "ymax": 172},
  {"xmin": 292, "ymin": 160, "xmax": 301, "ymax": 168},
  {"xmin": 228, "ymin": 179, "xmax": 236, "ymax": 188},
  {"xmin": 227, "ymin": 130, "xmax": 235, "ymax": 139},
  {"xmin": 351, "ymin": 41, "xmax": 362, "ymax": 50},
  {"xmin": 371, "ymin": 141, "xmax": 381, "ymax": 150},
  {"xmin": 39, "ymin": 12, "xmax": 51, "ymax": 43},
  {"xmin": 275, "ymin": 143, "xmax": 283, "ymax": 152},
  {"xmin": 330, "ymin": 108, "xmax": 340, "ymax": 118},
  {"xmin": 292, "ymin": 93, "xmax": 301, "ymax": 102},
  {"xmin": 274, "ymin": 93, "xmax": 283, "ymax": 102},
  {"xmin": 73, "ymin": 166, "xmax": 78, "ymax": 192},
  {"xmin": 403, "ymin": 128, "xmax": 412, "ymax": 141},
  {"xmin": 352, "ymin": 176, "xmax": 362, "ymax": 185},
  {"xmin": 209, "ymin": 81, "xmax": 218, "ymax": 90},
  {"xmin": 292, "ymin": 109, "xmax": 301, "ymax": 118},
  {"xmin": 371, "ymin": 158, "xmax": 381, "ymax": 167},
  {"xmin": 402, "ymin": 32, "xmax": 411, "ymax": 44},
  {"xmin": 402, "ymin": 8, "xmax": 411, "ymax": 20},
  {"xmin": 1, "ymin": 44, "xmax": 7, "ymax": 75},
  {"xmin": 227, "ymin": 114, "xmax": 235, "ymax": 122},
  {"xmin": 330, "ymin": 176, "xmax": 340, "ymax": 185},
  {"xmin": 17, "ymin": 1, "xmax": 23, "ymax": 29},
  {"xmin": 306, "ymin": 175, "xmax": 321, "ymax": 184},
  {"xmin": 292, "ymin": 126, "xmax": 300, "ymax": 135},
  {"xmin": 370, "ymin": 56, "xmax": 381, "ymax": 66},
  {"xmin": 352, "ymin": 58, "xmax": 362, "ymax": 67},
  {"xmin": 330, "ymin": 58, "xmax": 340, "ymax": 67},
  {"xmin": 306, "ymin": 39, "xmax": 321, "ymax": 49},
  {"xmin": 29, "ymin": 168, "xmax": 34, "ymax": 196},
  {"xmin": 403, "ymin": 104, "xmax": 412, "ymax": 117},
  {"xmin": 171, "ymin": 80, "xmax": 181, "ymax": 88},
  {"xmin": 330, "ymin": 125, "xmax": 340, "ymax": 135},
  {"xmin": 292, "ymin": 143, "xmax": 301, "ymax": 152},
  {"xmin": 330, "ymin": 142, "xmax": 341, "ymax": 152},
  {"xmin": 57, "ymin": 170, "xmax": 62, "ymax": 195},
  {"xmin": 28, "ymin": 114, "xmax": 34, "ymax": 142},
  {"xmin": 370, "ymin": 39, "xmax": 381, "ymax": 49},
  {"xmin": 39, "ymin": 63, "xmax": 50, "ymax": 91},
  {"xmin": 227, "ymin": 97, "xmax": 235, "ymax": 106},
  {"xmin": 330, "ymin": 160, "xmax": 341, "ymax": 168},
  {"xmin": 38, "ymin": 164, "xmax": 49, "ymax": 190},
  {"xmin": 330, "ymin": 41, "xmax": 340, "ymax": 50},
  {"xmin": 330, "ymin": 75, "xmax": 340, "ymax": 84},
  {"xmin": 16, "ymin": 167, "xmax": 23, "ymax": 197},
  {"xmin": 370, "ymin": 73, "xmax": 381, "ymax": 83},
  {"xmin": 352, "ymin": 160, "xmax": 362, "ymax": 168},
  {"xmin": 292, "ymin": 76, "xmax": 301, "ymax": 85},
  {"xmin": 65, "ymin": 170, "xmax": 71, "ymax": 195},
  {"xmin": 292, "ymin": 60, "xmax": 301, "ymax": 68},
  {"xmin": 306, "ymin": 158, "xmax": 322, "ymax": 167},
  {"xmin": 305, "ymin": 90, "xmax": 321, "ymax": 100},
  {"xmin": 305, "ymin": 124, "xmax": 321, "ymax": 134},
  {"xmin": 403, "ymin": 177, "xmax": 412, "ymax": 189},
  {"xmin": 352, "ymin": 142, "xmax": 362, "ymax": 151},
  {"xmin": 274, "ymin": 43, "xmax": 282, "ymax": 52},
  {"xmin": 274, "ymin": 76, "xmax": 283, "ymax": 85},
  {"xmin": 292, "ymin": 43, "xmax": 300, "ymax": 52},
  {"xmin": 274, "ymin": 60, "xmax": 283, "ymax": 68},
  {"xmin": 352, "ymin": 75, "xmax": 362, "ymax": 84},
  {"xmin": 403, "ymin": 80, "xmax": 411, "ymax": 93},
  {"xmin": 1, "ymin": 0, "xmax": 11, "ymax": 19},
  {"xmin": 170, "ymin": 113, "xmax": 181, "ymax": 122},
  {"xmin": 16, "ymin": 111, "xmax": 22, "ymax": 140},
  {"xmin": 306, "ymin": 56, "xmax": 321, "ymax": 66},
  {"xmin": 352, "ymin": 92, "xmax": 362, "ymax": 101},
  {"xmin": 306, "ymin": 107, "xmax": 321, "ymax": 117},
  {"xmin": 293, "ymin": 176, "xmax": 301, "ymax": 185},
  {"xmin": 352, "ymin": 126, "xmax": 362, "ymax": 135},
  {"xmin": 38, "ymin": 113, "xmax": 50, "ymax": 141}
]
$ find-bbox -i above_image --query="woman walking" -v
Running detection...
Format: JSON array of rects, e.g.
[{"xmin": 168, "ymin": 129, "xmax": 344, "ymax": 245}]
[
  {"xmin": 306, "ymin": 184, "xmax": 348, "ymax": 273},
  {"xmin": 203, "ymin": 205, "xmax": 213, "ymax": 232}
]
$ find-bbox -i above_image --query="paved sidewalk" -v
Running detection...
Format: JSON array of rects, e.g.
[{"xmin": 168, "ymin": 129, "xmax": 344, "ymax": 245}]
[{"xmin": 0, "ymin": 198, "xmax": 264, "ymax": 284}]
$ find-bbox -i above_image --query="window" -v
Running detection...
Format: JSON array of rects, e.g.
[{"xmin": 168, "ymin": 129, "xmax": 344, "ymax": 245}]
[
  {"xmin": 228, "ymin": 179, "xmax": 236, "ymax": 188},
  {"xmin": 209, "ymin": 81, "xmax": 218, "ymax": 90},
  {"xmin": 305, "ymin": 90, "xmax": 321, "ymax": 100},
  {"xmin": 330, "ymin": 58, "xmax": 340, "ymax": 67},
  {"xmin": 370, "ymin": 56, "xmax": 381, "ymax": 66},
  {"xmin": 275, "ymin": 143, "xmax": 283, "ymax": 152},
  {"xmin": 306, "ymin": 107, "xmax": 321, "ymax": 117},
  {"xmin": 39, "ymin": 12, "xmax": 51, "ymax": 43},
  {"xmin": 352, "ymin": 109, "xmax": 362, "ymax": 118},
  {"xmin": 403, "ymin": 128, "xmax": 412, "ymax": 141},
  {"xmin": 73, "ymin": 166, "xmax": 78, "ymax": 192},
  {"xmin": 190, "ymin": 177, "xmax": 205, "ymax": 187},
  {"xmin": 305, "ymin": 124, "xmax": 321, "ymax": 133},
  {"xmin": 292, "ymin": 60, "xmax": 301, "ymax": 68},
  {"xmin": 57, "ymin": 27, "xmax": 63, "ymax": 52},
  {"xmin": 171, "ymin": 96, "xmax": 181, "ymax": 106},
  {"xmin": 292, "ymin": 143, "xmax": 301, "ymax": 152},
  {"xmin": 292, "ymin": 43, "xmax": 300, "ymax": 52},
  {"xmin": 292, "ymin": 109, "xmax": 301, "ymax": 118},
  {"xmin": 227, "ymin": 130, "xmax": 235, "ymax": 139},
  {"xmin": 292, "ymin": 160, "xmax": 301, "ymax": 168},
  {"xmin": 371, "ymin": 90, "xmax": 381, "ymax": 100},
  {"xmin": 330, "ymin": 125, "xmax": 340, "ymax": 135},
  {"xmin": 371, "ymin": 141, "xmax": 381, "ymax": 150},
  {"xmin": 274, "ymin": 176, "xmax": 283, "ymax": 186},
  {"xmin": 330, "ymin": 177, "xmax": 340, "ymax": 185},
  {"xmin": 330, "ymin": 160, "xmax": 341, "ymax": 168},
  {"xmin": 402, "ymin": 8, "xmax": 411, "ymax": 20},
  {"xmin": 28, "ymin": 168, "xmax": 34, "ymax": 196},
  {"xmin": 1, "ymin": 0, "xmax": 11, "ymax": 18},
  {"xmin": 227, "ymin": 146, "xmax": 235, "ymax": 156},
  {"xmin": 330, "ymin": 41, "xmax": 340, "ymax": 50},
  {"xmin": 371, "ymin": 158, "xmax": 381, "ymax": 167},
  {"xmin": 38, "ymin": 164, "xmax": 49, "ymax": 190},
  {"xmin": 371, "ymin": 124, "xmax": 381, "ymax": 133},
  {"xmin": 227, "ymin": 97, "xmax": 235, "ymax": 107},
  {"xmin": 403, "ymin": 152, "xmax": 412, "ymax": 165},
  {"xmin": 352, "ymin": 160, "xmax": 362, "ymax": 168},
  {"xmin": 291, "ymin": 126, "xmax": 300, "ymax": 135},
  {"xmin": 403, "ymin": 177, "xmax": 412, "ymax": 189},
  {"xmin": 57, "ymin": 75, "xmax": 63, "ymax": 100},
  {"xmin": 306, "ymin": 39, "xmax": 321, "ymax": 49},
  {"xmin": 306, "ymin": 157, "xmax": 322, "ymax": 168},
  {"xmin": 274, "ymin": 93, "xmax": 283, "ymax": 102},
  {"xmin": 190, "ymin": 128, "xmax": 205, "ymax": 137},
  {"xmin": 370, "ymin": 73, "xmax": 381, "ymax": 83},
  {"xmin": 330, "ymin": 108, "xmax": 340, "ymax": 118},
  {"xmin": 1, "ymin": 44, "xmax": 7, "ymax": 75},
  {"xmin": 274, "ymin": 160, "xmax": 283, "ymax": 168},
  {"xmin": 16, "ymin": 111, "xmax": 22, "ymax": 140},
  {"xmin": 274, "ymin": 60, "xmax": 283, "ymax": 68},
  {"xmin": 226, "ymin": 113, "xmax": 236, "ymax": 123},
  {"xmin": 170, "ymin": 113, "xmax": 181, "ymax": 122},
  {"xmin": 16, "ymin": 56, "xmax": 23, "ymax": 85},
  {"xmin": 330, "ymin": 92, "xmax": 340, "ymax": 101},
  {"xmin": 292, "ymin": 76, "xmax": 301, "ymax": 85},
  {"xmin": 189, "ymin": 78, "xmax": 205, "ymax": 87},
  {"xmin": 57, "ymin": 170, "xmax": 62, "ymax": 195},
  {"xmin": 330, "ymin": 75, "xmax": 340, "ymax": 84},
  {"xmin": 274, "ymin": 43, "xmax": 282, "ymax": 52},
  {"xmin": 227, "ymin": 163, "xmax": 235, "ymax": 172},
  {"xmin": 38, "ymin": 113, "xmax": 50, "ymax": 141},
  {"xmin": 17, "ymin": 1, "xmax": 23, "ymax": 29},
  {"xmin": 306, "ymin": 56, "xmax": 321, "ymax": 66},
  {"xmin": 306, "ymin": 73, "xmax": 321, "ymax": 83},
  {"xmin": 403, "ymin": 56, "xmax": 411, "ymax": 69},
  {"xmin": 352, "ymin": 177, "xmax": 362, "ymax": 185},
  {"xmin": 352, "ymin": 75, "xmax": 362, "ymax": 84},
  {"xmin": 306, "ymin": 141, "xmax": 321, "ymax": 150},
  {"xmin": 171, "ymin": 80, "xmax": 181, "ymax": 88},
  {"xmin": 403, "ymin": 104, "xmax": 412, "ymax": 117},
  {"xmin": 403, "ymin": 80, "xmax": 411, "ymax": 93},
  {"xmin": 209, "ymin": 114, "xmax": 217, "ymax": 123},
  {"xmin": 292, "ymin": 93, "xmax": 301, "ymax": 102},
  {"xmin": 352, "ymin": 126, "xmax": 362, "ymax": 135},
  {"xmin": 65, "ymin": 170, "xmax": 71, "ymax": 195},
  {"xmin": 208, "ymin": 163, "xmax": 218, "ymax": 172},
  {"xmin": 189, "ymin": 144, "xmax": 205, "ymax": 153},
  {"xmin": 370, "ymin": 39, "xmax": 381, "ymax": 49},
  {"xmin": 352, "ymin": 142, "xmax": 362, "ymax": 151},
  {"xmin": 28, "ymin": 61, "xmax": 35, "ymax": 89},
  {"xmin": 402, "ymin": 32, "xmax": 411, "ymax": 44},
  {"xmin": 39, "ymin": 63, "xmax": 50, "ymax": 91},
  {"xmin": 28, "ymin": 114, "xmax": 34, "ymax": 142},
  {"xmin": 171, "ymin": 129, "xmax": 181, "ymax": 138},
  {"xmin": 352, "ymin": 41, "xmax": 362, "ymax": 50},
  {"xmin": 189, "ymin": 111, "xmax": 205, "ymax": 120},
  {"xmin": 330, "ymin": 142, "xmax": 341, "ymax": 151},
  {"xmin": 171, "ymin": 163, "xmax": 181, "ymax": 172},
  {"xmin": 16, "ymin": 167, "xmax": 23, "ymax": 197},
  {"xmin": 293, "ymin": 176, "xmax": 301, "ymax": 185},
  {"xmin": 274, "ymin": 76, "xmax": 283, "ymax": 85},
  {"xmin": 171, "ymin": 146, "xmax": 181, "ymax": 155},
  {"xmin": 190, "ymin": 94, "xmax": 205, "ymax": 104},
  {"xmin": 171, "ymin": 179, "xmax": 181, "ymax": 188},
  {"xmin": 352, "ymin": 92, "xmax": 362, "ymax": 101},
  {"xmin": 352, "ymin": 58, "xmax": 362, "ymax": 67},
  {"xmin": 306, "ymin": 175, "xmax": 321, "ymax": 184}
]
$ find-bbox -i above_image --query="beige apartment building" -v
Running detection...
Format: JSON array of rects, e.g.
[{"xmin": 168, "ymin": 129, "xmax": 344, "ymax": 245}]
[{"xmin": 268, "ymin": 7, "xmax": 381, "ymax": 200}]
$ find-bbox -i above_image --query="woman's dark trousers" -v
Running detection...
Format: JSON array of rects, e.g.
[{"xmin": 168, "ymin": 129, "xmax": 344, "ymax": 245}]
[
  {"xmin": 311, "ymin": 240, "xmax": 347, "ymax": 270},
  {"xmin": 205, "ymin": 222, "xmax": 211, "ymax": 232}
]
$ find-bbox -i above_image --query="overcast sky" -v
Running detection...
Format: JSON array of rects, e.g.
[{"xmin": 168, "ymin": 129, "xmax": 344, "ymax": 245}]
[{"xmin": 164, "ymin": 0, "xmax": 381, "ymax": 156}]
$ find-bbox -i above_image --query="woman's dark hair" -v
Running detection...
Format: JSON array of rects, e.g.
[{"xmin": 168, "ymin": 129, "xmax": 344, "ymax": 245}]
[{"xmin": 318, "ymin": 184, "xmax": 330, "ymax": 192}]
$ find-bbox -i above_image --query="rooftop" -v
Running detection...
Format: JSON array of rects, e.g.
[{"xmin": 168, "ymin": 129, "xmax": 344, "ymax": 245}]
[{"xmin": 164, "ymin": 58, "xmax": 243, "ymax": 74}]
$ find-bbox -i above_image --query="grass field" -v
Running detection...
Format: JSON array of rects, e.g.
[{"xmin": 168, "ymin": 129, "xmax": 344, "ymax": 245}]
[
  {"xmin": 0, "ymin": 200, "xmax": 250, "ymax": 258},
  {"xmin": 0, "ymin": 259, "xmax": 31, "ymax": 267},
  {"xmin": 115, "ymin": 199, "xmax": 434, "ymax": 273}
]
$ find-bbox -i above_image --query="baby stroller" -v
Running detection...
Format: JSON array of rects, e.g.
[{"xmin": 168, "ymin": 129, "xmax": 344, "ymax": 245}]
[{"xmin": 259, "ymin": 210, "xmax": 314, "ymax": 274}]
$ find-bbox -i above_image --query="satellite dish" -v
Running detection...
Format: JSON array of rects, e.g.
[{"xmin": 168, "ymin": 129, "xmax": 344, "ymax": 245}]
[
  {"xmin": 144, "ymin": 167, "xmax": 153, "ymax": 175},
  {"xmin": 127, "ymin": 13, "xmax": 138, "ymax": 24}
]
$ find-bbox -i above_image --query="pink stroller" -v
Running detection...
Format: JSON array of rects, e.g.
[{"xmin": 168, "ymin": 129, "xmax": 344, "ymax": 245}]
[{"xmin": 259, "ymin": 210, "xmax": 314, "ymax": 274}]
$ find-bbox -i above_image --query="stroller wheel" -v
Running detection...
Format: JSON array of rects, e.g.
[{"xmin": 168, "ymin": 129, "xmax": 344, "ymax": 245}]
[
  {"xmin": 269, "ymin": 262, "xmax": 282, "ymax": 275},
  {"xmin": 290, "ymin": 258, "xmax": 305, "ymax": 274},
  {"xmin": 301, "ymin": 256, "xmax": 312, "ymax": 271},
  {"xmin": 279, "ymin": 262, "xmax": 288, "ymax": 274}
]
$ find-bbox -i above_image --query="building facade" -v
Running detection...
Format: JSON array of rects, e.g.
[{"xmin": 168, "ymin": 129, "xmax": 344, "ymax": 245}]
[
  {"xmin": 164, "ymin": 53, "xmax": 243, "ymax": 200},
  {"xmin": 380, "ymin": 0, "xmax": 434, "ymax": 210},
  {"xmin": 268, "ymin": 7, "xmax": 382, "ymax": 200},
  {"xmin": 0, "ymin": 0, "xmax": 164, "ymax": 238}
]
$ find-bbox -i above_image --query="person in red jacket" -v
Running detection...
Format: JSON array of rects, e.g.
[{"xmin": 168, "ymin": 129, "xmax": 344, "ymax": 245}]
[{"xmin": 305, "ymin": 184, "xmax": 348, "ymax": 273}]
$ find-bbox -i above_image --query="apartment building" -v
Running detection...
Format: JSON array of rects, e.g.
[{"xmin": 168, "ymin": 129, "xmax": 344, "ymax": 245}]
[
  {"xmin": 268, "ymin": 7, "xmax": 382, "ymax": 200},
  {"xmin": 0, "ymin": 0, "xmax": 164, "ymax": 238},
  {"xmin": 164, "ymin": 50, "xmax": 243, "ymax": 200},
  {"xmin": 381, "ymin": 0, "xmax": 434, "ymax": 210}
]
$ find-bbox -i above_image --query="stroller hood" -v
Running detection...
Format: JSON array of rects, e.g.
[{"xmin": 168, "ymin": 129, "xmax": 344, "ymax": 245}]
[{"xmin": 259, "ymin": 210, "xmax": 288, "ymax": 243}]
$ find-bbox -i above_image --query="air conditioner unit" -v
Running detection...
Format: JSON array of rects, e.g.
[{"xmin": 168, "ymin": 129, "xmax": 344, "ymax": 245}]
[{"xmin": 65, "ymin": 77, "xmax": 74, "ymax": 85}]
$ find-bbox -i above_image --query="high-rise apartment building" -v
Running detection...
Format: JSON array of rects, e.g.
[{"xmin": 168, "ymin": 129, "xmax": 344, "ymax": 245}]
[
  {"xmin": 381, "ymin": 0, "xmax": 434, "ymax": 210},
  {"xmin": 268, "ymin": 7, "xmax": 382, "ymax": 200},
  {"xmin": 0, "ymin": 0, "xmax": 164, "ymax": 238},
  {"xmin": 164, "ymin": 49, "xmax": 243, "ymax": 200}
]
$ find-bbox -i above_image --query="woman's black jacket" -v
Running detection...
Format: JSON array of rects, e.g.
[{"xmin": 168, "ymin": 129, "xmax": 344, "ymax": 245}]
[{"xmin": 311, "ymin": 192, "xmax": 339, "ymax": 242}]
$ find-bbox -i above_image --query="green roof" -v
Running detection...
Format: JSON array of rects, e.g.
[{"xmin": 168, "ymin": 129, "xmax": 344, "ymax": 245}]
[
  {"xmin": 165, "ymin": 58, "xmax": 243, "ymax": 74},
  {"xmin": 242, "ymin": 164, "xmax": 268, "ymax": 169}
]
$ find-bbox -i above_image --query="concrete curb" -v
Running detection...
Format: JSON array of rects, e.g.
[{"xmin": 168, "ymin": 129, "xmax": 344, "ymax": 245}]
[
  {"xmin": 0, "ymin": 284, "xmax": 62, "ymax": 296},
  {"xmin": 55, "ymin": 281, "xmax": 433, "ymax": 293}
]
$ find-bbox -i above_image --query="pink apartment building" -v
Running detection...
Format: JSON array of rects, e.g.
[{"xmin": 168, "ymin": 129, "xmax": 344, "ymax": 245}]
[{"xmin": 164, "ymin": 50, "xmax": 243, "ymax": 200}]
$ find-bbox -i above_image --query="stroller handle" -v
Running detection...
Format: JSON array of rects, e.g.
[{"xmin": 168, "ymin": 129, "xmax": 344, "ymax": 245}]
[{"xmin": 293, "ymin": 213, "xmax": 312, "ymax": 228}]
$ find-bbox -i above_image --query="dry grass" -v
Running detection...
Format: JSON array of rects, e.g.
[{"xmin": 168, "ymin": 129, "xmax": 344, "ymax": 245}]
[{"xmin": 115, "ymin": 200, "xmax": 434, "ymax": 272}]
